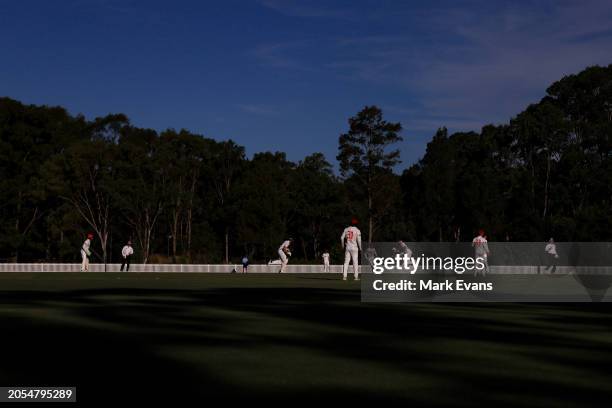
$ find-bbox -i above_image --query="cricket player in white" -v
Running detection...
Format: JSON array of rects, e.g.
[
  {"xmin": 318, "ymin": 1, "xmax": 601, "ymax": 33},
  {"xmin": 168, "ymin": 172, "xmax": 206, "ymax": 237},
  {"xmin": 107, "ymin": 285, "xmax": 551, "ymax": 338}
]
[
  {"xmin": 81, "ymin": 233, "xmax": 93, "ymax": 272},
  {"xmin": 472, "ymin": 229, "xmax": 490, "ymax": 276},
  {"xmin": 341, "ymin": 219, "xmax": 362, "ymax": 280},
  {"xmin": 544, "ymin": 238, "xmax": 559, "ymax": 274},
  {"xmin": 364, "ymin": 245, "xmax": 378, "ymax": 265},
  {"xmin": 322, "ymin": 251, "xmax": 330, "ymax": 273},
  {"xmin": 278, "ymin": 238, "xmax": 292, "ymax": 273},
  {"xmin": 396, "ymin": 240, "xmax": 413, "ymax": 270},
  {"xmin": 397, "ymin": 240, "xmax": 412, "ymax": 258},
  {"xmin": 120, "ymin": 240, "xmax": 134, "ymax": 272}
]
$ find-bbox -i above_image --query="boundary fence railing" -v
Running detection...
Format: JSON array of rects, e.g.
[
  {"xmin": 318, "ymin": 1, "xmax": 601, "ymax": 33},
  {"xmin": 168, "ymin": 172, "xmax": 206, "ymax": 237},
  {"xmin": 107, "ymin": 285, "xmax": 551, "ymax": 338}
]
[
  {"xmin": 0, "ymin": 263, "xmax": 342, "ymax": 273},
  {"xmin": 0, "ymin": 263, "xmax": 609, "ymax": 274}
]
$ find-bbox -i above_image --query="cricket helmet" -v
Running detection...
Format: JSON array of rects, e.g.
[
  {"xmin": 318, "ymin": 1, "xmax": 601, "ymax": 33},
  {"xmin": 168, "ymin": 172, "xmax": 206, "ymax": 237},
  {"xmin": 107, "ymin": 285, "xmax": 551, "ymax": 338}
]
[{"xmin": 87, "ymin": 233, "xmax": 94, "ymax": 239}]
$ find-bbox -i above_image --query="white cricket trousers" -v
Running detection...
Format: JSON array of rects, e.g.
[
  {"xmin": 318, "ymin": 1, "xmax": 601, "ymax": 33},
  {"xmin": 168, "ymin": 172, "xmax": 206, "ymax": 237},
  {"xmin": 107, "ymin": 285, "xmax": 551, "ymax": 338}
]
[
  {"xmin": 475, "ymin": 255, "xmax": 489, "ymax": 276},
  {"xmin": 81, "ymin": 250, "xmax": 89, "ymax": 272},
  {"xmin": 343, "ymin": 248, "xmax": 359, "ymax": 279},
  {"xmin": 323, "ymin": 260, "xmax": 330, "ymax": 273},
  {"xmin": 278, "ymin": 249, "xmax": 288, "ymax": 272}
]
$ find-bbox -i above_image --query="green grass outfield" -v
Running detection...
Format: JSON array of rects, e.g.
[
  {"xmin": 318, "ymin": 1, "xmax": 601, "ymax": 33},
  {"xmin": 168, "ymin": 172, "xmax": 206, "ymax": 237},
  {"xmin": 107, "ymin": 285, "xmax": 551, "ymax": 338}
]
[{"xmin": 1, "ymin": 272, "xmax": 611, "ymax": 406}]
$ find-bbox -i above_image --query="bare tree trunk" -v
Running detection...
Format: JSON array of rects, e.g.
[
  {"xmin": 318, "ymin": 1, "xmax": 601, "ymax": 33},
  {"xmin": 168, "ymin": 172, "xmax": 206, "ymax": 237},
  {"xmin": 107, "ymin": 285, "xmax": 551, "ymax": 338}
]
[
  {"xmin": 186, "ymin": 207, "xmax": 193, "ymax": 262},
  {"xmin": 225, "ymin": 230, "xmax": 229, "ymax": 264},
  {"xmin": 101, "ymin": 231, "xmax": 108, "ymax": 271},
  {"xmin": 171, "ymin": 210, "xmax": 179, "ymax": 263},
  {"xmin": 179, "ymin": 217, "xmax": 184, "ymax": 256},
  {"xmin": 530, "ymin": 152, "xmax": 536, "ymax": 208},
  {"xmin": 368, "ymin": 190, "xmax": 373, "ymax": 244},
  {"xmin": 301, "ymin": 239, "xmax": 308, "ymax": 262},
  {"xmin": 543, "ymin": 153, "xmax": 551, "ymax": 219},
  {"xmin": 310, "ymin": 221, "xmax": 319, "ymax": 260},
  {"xmin": 186, "ymin": 174, "xmax": 197, "ymax": 262},
  {"xmin": 65, "ymin": 189, "xmax": 111, "ymax": 268},
  {"xmin": 15, "ymin": 191, "xmax": 21, "ymax": 261},
  {"xmin": 129, "ymin": 204, "xmax": 163, "ymax": 265}
]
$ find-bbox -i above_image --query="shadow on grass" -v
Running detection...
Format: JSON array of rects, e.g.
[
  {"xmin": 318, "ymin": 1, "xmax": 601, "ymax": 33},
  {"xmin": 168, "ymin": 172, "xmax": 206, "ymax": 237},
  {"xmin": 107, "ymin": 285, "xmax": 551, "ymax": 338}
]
[{"xmin": 1, "ymin": 286, "xmax": 612, "ymax": 406}]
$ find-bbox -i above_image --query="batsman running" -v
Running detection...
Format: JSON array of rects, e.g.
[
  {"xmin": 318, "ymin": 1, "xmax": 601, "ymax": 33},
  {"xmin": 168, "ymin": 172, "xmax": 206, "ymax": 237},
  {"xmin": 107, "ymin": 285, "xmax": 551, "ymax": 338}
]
[
  {"xmin": 341, "ymin": 218, "xmax": 362, "ymax": 281},
  {"xmin": 81, "ymin": 233, "xmax": 93, "ymax": 272},
  {"xmin": 277, "ymin": 238, "xmax": 293, "ymax": 273}
]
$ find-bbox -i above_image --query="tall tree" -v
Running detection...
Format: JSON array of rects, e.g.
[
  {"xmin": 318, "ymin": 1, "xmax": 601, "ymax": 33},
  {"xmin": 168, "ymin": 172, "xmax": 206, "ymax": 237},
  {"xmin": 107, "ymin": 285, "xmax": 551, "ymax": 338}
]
[
  {"xmin": 115, "ymin": 127, "xmax": 168, "ymax": 264},
  {"xmin": 337, "ymin": 106, "xmax": 403, "ymax": 242},
  {"xmin": 235, "ymin": 152, "xmax": 293, "ymax": 260},
  {"xmin": 44, "ymin": 131, "xmax": 121, "ymax": 263},
  {"xmin": 0, "ymin": 98, "xmax": 86, "ymax": 260},
  {"xmin": 511, "ymin": 101, "xmax": 567, "ymax": 220},
  {"xmin": 157, "ymin": 130, "xmax": 211, "ymax": 262},
  {"xmin": 77, "ymin": 115, "xmax": 127, "ymax": 263},
  {"xmin": 210, "ymin": 141, "xmax": 245, "ymax": 263},
  {"xmin": 291, "ymin": 153, "xmax": 339, "ymax": 260}
]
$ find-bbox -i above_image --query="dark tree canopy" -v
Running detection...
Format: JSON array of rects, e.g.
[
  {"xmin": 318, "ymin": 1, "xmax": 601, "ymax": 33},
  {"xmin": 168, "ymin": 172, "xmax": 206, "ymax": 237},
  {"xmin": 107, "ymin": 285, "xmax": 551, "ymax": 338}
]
[
  {"xmin": 1, "ymin": 64, "xmax": 611, "ymax": 263},
  {"xmin": 337, "ymin": 105, "xmax": 403, "ymax": 242}
]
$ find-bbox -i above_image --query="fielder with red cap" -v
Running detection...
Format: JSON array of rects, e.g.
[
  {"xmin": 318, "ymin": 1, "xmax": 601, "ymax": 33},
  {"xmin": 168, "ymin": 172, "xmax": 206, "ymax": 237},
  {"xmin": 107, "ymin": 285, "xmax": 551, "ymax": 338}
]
[
  {"xmin": 81, "ymin": 233, "xmax": 94, "ymax": 272},
  {"xmin": 472, "ymin": 229, "xmax": 490, "ymax": 276},
  {"xmin": 340, "ymin": 218, "xmax": 362, "ymax": 280}
]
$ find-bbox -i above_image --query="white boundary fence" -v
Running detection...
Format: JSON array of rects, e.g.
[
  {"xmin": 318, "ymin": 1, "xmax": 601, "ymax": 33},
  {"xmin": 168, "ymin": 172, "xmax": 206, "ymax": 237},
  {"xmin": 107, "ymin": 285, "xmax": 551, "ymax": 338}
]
[
  {"xmin": 0, "ymin": 263, "xmax": 609, "ymax": 274},
  {"xmin": 0, "ymin": 263, "xmax": 344, "ymax": 273}
]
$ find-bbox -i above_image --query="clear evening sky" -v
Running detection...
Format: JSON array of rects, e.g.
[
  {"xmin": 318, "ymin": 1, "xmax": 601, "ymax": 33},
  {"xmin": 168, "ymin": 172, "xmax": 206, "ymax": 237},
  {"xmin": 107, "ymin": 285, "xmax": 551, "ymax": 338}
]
[{"xmin": 1, "ymin": 0, "xmax": 611, "ymax": 168}]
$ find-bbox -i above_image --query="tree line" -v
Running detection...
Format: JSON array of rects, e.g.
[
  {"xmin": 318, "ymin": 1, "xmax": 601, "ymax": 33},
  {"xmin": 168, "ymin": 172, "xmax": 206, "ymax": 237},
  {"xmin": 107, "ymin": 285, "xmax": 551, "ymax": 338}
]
[{"xmin": 1, "ymin": 64, "xmax": 610, "ymax": 263}]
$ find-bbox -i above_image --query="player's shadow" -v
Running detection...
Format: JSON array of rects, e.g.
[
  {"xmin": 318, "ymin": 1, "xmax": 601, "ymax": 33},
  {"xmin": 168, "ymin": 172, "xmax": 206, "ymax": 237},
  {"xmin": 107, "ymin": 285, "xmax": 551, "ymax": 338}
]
[
  {"xmin": 295, "ymin": 276, "xmax": 343, "ymax": 281},
  {"xmin": 2, "ymin": 288, "xmax": 612, "ymax": 406}
]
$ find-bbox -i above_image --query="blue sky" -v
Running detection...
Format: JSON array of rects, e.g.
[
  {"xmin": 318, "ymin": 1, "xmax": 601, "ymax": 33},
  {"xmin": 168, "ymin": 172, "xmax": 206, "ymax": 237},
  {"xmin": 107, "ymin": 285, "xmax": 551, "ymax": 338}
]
[{"xmin": 1, "ymin": 0, "xmax": 611, "ymax": 168}]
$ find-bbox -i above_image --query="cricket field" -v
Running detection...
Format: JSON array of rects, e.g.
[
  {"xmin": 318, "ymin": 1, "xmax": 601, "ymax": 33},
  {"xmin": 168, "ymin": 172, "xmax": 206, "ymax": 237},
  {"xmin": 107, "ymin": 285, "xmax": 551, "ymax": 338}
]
[{"xmin": 0, "ymin": 272, "xmax": 611, "ymax": 406}]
